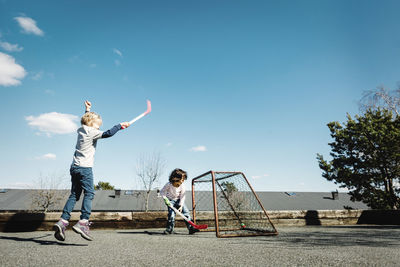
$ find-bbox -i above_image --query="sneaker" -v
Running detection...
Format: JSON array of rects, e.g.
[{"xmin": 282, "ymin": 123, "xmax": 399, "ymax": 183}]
[
  {"xmin": 189, "ymin": 228, "xmax": 199, "ymax": 235},
  {"xmin": 53, "ymin": 219, "xmax": 69, "ymax": 241},
  {"xmin": 72, "ymin": 220, "xmax": 93, "ymax": 241},
  {"xmin": 163, "ymin": 230, "xmax": 175, "ymax": 235}
]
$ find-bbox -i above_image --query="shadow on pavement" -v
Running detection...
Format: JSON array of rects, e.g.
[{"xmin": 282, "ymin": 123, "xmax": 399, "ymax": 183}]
[
  {"xmin": 327, "ymin": 225, "xmax": 400, "ymax": 230},
  {"xmin": 234, "ymin": 226, "xmax": 400, "ymax": 248},
  {"xmin": 116, "ymin": 230, "xmax": 186, "ymax": 236},
  {"xmin": 0, "ymin": 234, "xmax": 88, "ymax": 246}
]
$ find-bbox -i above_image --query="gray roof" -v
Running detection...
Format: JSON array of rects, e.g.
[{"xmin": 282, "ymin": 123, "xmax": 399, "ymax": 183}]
[
  {"xmin": 0, "ymin": 189, "xmax": 369, "ymax": 211},
  {"xmin": 257, "ymin": 191, "xmax": 368, "ymax": 210}
]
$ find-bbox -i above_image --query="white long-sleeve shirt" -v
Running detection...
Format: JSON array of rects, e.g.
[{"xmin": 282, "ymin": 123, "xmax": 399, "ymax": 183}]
[
  {"xmin": 72, "ymin": 124, "xmax": 121, "ymax": 167},
  {"xmin": 160, "ymin": 182, "xmax": 186, "ymax": 204}
]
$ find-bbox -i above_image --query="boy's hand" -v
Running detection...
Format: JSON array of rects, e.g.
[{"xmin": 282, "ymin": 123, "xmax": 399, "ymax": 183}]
[
  {"xmin": 163, "ymin": 196, "xmax": 171, "ymax": 206},
  {"xmin": 120, "ymin": 122, "xmax": 130, "ymax": 129},
  {"xmin": 85, "ymin": 100, "xmax": 92, "ymax": 111}
]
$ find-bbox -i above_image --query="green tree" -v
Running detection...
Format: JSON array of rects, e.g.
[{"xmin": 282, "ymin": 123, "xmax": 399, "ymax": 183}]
[
  {"xmin": 221, "ymin": 182, "xmax": 238, "ymax": 195},
  {"xmin": 95, "ymin": 181, "xmax": 115, "ymax": 190},
  {"xmin": 219, "ymin": 181, "xmax": 247, "ymax": 210},
  {"xmin": 317, "ymin": 109, "xmax": 400, "ymax": 210}
]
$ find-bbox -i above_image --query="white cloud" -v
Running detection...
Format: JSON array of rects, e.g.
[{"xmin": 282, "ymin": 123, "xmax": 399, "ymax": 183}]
[
  {"xmin": 0, "ymin": 52, "xmax": 27, "ymax": 86},
  {"xmin": 14, "ymin": 16, "xmax": 44, "ymax": 36},
  {"xmin": 0, "ymin": 41, "xmax": 23, "ymax": 52},
  {"xmin": 35, "ymin": 153, "xmax": 57, "ymax": 160},
  {"xmin": 252, "ymin": 174, "xmax": 269, "ymax": 179},
  {"xmin": 113, "ymin": 48, "xmax": 123, "ymax": 57},
  {"xmin": 190, "ymin": 145, "xmax": 207, "ymax": 152},
  {"xmin": 26, "ymin": 112, "xmax": 79, "ymax": 135},
  {"xmin": 114, "ymin": 59, "xmax": 121, "ymax": 66},
  {"xmin": 166, "ymin": 142, "xmax": 173, "ymax": 147},
  {"xmin": 89, "ymin": 63, "xmax": 97, "ymax": 68}
]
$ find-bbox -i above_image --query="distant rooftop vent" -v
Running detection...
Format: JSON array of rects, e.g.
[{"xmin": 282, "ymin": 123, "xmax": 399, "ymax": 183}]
[
  {"xmin": 285, "ymin": 192, "xmax": 296, "ymax": 196},
  {"xmin": 124, "ymin": 190, "xmax": 134, "ymax": 195},
  {"xmin": 331, "ymin": 190, "xmax": 339, "ymax": 200},
  {"xmin": 115, "ymin": 189, "xmax": 121, "ymax": 198},
  {"xmin": 0, "ymin": 189, "xmax": 8, "ymax": 193}
]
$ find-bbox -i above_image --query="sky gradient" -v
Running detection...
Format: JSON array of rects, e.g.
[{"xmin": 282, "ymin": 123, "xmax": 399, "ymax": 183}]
[{"xmin": 1, "ymin": 0, "xmax": 400, "ymax": 191}]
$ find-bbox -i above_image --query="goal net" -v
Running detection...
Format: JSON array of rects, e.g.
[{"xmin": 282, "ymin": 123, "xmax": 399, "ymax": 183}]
[{"xmin": 191, "ymin": 171, "xmax": 278, "ymax": 237}]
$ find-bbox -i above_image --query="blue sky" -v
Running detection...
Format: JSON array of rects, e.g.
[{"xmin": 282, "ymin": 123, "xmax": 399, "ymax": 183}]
[{"xmin": 1, "ymin": 0, "xmax": 400, "ymax": 191}]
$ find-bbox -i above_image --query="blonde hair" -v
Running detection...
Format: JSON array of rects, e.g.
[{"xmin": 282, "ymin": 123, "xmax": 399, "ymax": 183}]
[{"xmin": 81, "ymin": 112, "xmax": 102, "ymax": 127}]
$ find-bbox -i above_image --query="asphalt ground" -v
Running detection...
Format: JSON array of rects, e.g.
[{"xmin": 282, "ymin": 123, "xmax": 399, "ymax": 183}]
[{"xmin": 1, "ymin": 225, "xmax": 399, "ymax": 266}]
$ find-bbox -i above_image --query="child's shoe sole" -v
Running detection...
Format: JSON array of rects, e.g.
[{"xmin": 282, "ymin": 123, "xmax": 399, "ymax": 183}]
[
  {"xmin": 189, "ymin": 228, "xmax": 200, "ymax": 235},
  {"xmin": 72, "ymin": 225, "xmax": 93, "ymax": 241},
  {"xmin": 53, "ymin": 224, "xmax": 65, "ymax": 241}
]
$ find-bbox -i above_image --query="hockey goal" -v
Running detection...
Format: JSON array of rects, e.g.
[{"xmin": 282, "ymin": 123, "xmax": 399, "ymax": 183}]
[{"xmin": 191, "ymin": 171, "xmax": 278, "ymax": 238}]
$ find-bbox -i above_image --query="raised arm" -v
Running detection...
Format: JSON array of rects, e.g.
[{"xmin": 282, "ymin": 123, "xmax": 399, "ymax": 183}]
[
  {"xmin": 100, "ymin": 122, "xmax": 130, "ymax": 138},
  {"xmin": 85, "ymin": 100, "xmax": 92, "ymax": 113}
]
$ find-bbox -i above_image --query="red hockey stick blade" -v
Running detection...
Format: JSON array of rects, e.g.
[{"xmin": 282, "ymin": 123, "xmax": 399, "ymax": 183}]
[
  {"xmin": 188, "ymin": 220, "xmax": 208, "ymax": 229},
  {"xmin": 194, "ymin": 224, "xmax": 208, "ymax": 230}
]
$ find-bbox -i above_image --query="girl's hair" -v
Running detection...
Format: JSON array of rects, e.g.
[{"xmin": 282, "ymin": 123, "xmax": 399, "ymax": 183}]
[
  {"xmin": 81, "ymin": 112, "xmax": 102, "ymax": 127},
  {"xmin": 169, "ymin": 168, "xmax": 187, "ymax": 182}
]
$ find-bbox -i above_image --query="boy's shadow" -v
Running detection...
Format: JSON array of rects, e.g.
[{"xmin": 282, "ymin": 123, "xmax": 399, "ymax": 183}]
[
  {"xmin": 117, "ymin": 231, "xmax": 185, "ymax": 236},
  {"xmin": 0, "ymin": 234, "xmax": 88, "ymax": 246}
]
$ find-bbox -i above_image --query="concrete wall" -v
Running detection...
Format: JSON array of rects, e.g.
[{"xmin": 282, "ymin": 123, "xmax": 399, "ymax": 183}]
[{"xmin": 1, "ymin": 210, "xmax": 399, "ymax": 232}]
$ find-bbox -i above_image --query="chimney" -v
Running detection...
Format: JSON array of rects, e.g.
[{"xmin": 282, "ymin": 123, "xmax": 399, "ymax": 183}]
[
  {"xmin": 115, "ymin": 189, "xmax": 121, "ymax": 198},
  {"xmin": 331, "ymin": 190, "xmax": 339, "ymax": 200}
]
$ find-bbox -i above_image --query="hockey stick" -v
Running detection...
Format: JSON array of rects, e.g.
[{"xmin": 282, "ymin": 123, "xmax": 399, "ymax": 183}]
[
  {"xmin": 163, "ymin": 196, "xmax": 208, "ymax": 230},
  {"xmin": 122, "ymin": 100, "xmax": 152, "ymax": 129}
]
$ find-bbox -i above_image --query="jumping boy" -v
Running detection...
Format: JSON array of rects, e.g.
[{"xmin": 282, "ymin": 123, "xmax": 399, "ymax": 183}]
[
  {"xmin": 53, "ymin": 100, "xmax": 130, "ymax": 241},
  {"xmin": 160, "ymin": 168, "xmax": 199, "ymax": 235}
]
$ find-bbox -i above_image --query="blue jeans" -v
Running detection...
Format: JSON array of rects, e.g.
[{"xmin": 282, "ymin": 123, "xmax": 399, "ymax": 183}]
[
  {"xmin": 166, "ymin": 199, "xmax": 193, "ymax": 232},
  {"xmin": 61, "ymin": 166, "xmax": 95, "ymax": 221}
]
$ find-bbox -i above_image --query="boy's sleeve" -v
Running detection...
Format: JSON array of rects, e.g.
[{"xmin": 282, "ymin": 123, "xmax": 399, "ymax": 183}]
[
  {"xmin": 101, "ymin": 124, "xmax": 122, "ymax": 139},
  {"xmin": 91, "ymin": 128, "xmax": 104, "ymax": 140}
]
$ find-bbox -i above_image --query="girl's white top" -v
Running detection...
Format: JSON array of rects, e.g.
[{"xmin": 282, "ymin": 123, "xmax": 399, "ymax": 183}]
[{"xmin": 160, "ymin": 182, "xmax": 186, "ymax": 204}]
